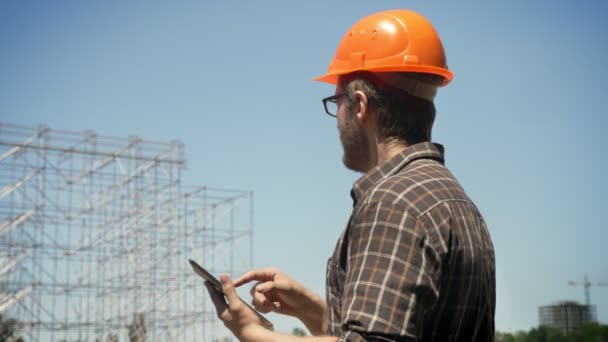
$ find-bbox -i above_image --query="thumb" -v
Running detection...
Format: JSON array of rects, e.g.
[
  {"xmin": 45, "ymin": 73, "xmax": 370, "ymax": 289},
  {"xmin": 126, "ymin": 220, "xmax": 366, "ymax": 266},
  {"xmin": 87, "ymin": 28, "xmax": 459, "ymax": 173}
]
[
  {"xmin": 220, "ymin": 275, "xmax": 239, "ymax": 305},
  {"xmin": 255, "ymin": 281, "xmax": 277, "ymax": 293}
]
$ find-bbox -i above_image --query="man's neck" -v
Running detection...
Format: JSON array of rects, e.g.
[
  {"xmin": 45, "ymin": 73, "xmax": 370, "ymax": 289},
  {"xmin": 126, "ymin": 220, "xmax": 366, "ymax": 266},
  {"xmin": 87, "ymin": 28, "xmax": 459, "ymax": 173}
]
[{"xmin": 375, "ymin": 138, "xmax": 409, "ymax": 167}]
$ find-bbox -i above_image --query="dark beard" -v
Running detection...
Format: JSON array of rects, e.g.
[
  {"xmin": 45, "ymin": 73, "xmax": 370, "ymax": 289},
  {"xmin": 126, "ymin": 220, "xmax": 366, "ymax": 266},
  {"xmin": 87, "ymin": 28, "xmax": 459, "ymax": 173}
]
[{"xmin": 339, "ymin": 113, "xmax": 369, "ymax": 173}]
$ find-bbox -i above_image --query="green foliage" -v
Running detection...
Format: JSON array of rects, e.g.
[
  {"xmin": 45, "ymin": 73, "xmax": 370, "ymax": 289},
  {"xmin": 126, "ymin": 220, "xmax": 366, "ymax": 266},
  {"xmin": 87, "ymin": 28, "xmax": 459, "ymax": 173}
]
[
  {"xmin": 127, "ymin": 312, "xmax": 147, "ymax": 342},
  {"xmin": 292, "ymin": 327, "xmax": 307, "ymax": 336},
  {"xmin": 496, "ymin": 323, "xmax": 608, "ymax": 342},
  {"xmin": 212, "ymin": 337, "xmax": 233, "ymax": 342},
  {"xmin": 0, "ymin": 314, "xmax": 25, "ymax": 342},
  {"xmin": 106, "ymin": 333, "xmax": 119, "ymax": 342}
]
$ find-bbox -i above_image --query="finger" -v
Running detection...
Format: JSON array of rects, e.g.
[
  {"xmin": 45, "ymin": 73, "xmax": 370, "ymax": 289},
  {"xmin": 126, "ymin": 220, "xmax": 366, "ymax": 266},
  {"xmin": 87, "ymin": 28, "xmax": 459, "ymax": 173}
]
[
  {"xmin": 249, "ymin": 281, "xmax": 263, "ymax": 297},
  {"xmin": 255, "ymin": 281, "xmax": 277, "ymax": 293},
  {"xmin": 251, "ymin": 288, "xmax": 272, "ymax": 313},
  {"xmin": 204, "ymin": 281, "xmax": 229, "ymax": 318},
  {"xmin": 233, "ymin": 268, "xmax": 278, "ymax": 287},
  {"xmin": 219, "ymin": 275, "xmax": 240, "ymax": 307},
  {"xmin": 252, "ymin": 300, "xmax": 272, "ymax": 314},
  {"xmin": 249, "ymin": 282, "xmax": 272, "ymax": 312},
  {"xmin": 250, "ymin": 281, "xmax": 275, "ymax": 295},
  {"xmin": 250, "ymin": 281, "xmax": 284, "ymax": 313}
]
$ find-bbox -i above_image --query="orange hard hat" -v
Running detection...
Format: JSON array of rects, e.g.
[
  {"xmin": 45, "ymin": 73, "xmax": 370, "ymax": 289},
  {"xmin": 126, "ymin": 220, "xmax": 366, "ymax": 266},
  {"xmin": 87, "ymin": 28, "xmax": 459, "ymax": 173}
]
[{"xmin": 314, "ymin": 9, "xmax": 453, "ymax": 86}]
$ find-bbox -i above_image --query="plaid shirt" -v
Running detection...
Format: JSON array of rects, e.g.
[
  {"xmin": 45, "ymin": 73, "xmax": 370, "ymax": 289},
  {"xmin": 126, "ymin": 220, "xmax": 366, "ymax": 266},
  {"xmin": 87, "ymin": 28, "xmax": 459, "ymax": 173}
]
[{"xmin": 326, "ymin": 142, "xmax": 495, "ymax": 341}]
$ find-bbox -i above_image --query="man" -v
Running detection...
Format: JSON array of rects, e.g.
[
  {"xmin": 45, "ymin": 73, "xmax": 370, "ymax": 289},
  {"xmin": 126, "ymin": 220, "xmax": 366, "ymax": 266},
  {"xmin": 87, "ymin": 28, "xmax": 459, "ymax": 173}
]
[{"xmin": 205, "ymin": 9, "xmax": 495, "ymax": 341}]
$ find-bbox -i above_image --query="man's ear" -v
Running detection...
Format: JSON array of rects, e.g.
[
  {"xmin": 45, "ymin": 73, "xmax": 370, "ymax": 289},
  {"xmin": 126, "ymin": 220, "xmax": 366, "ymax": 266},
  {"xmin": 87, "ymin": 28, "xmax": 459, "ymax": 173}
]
[{"xmin": 353, "ymin": 90, "xmax": 370, "ymax": 124}]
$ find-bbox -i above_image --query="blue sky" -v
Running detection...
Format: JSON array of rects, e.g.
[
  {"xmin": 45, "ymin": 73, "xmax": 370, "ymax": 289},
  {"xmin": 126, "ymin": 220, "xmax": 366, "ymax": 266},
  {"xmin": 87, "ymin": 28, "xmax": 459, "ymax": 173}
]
[{"xmin": 1, "ymin": 0, "xmax": 607, "ymax": 335}]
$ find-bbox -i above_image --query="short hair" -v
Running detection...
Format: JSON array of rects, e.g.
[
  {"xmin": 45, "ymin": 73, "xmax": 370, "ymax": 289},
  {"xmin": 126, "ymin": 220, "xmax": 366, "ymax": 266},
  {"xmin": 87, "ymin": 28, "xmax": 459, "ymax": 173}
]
[{"xmin": 339, "ymin": 71, "xmax": 442, "ymax": 144}]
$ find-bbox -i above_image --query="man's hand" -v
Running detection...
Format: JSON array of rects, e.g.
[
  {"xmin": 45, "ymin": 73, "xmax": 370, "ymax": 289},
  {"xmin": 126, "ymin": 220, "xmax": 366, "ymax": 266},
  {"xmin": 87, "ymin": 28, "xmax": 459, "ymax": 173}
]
[
  {"xmin": 204, "ymin": 275, "xmax": 270, "ymax": 342},
  {"xmin": 234, "ymin": 268, "xmax": 327, "ymax": 336}
]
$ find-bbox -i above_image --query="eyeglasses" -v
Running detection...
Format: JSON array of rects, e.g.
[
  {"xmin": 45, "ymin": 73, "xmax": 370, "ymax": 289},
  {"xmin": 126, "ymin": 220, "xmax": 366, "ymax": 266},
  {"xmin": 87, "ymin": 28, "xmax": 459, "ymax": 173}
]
[{"xmin": 321, "ymin": 93, "xmax": 346, "ymax": 117}]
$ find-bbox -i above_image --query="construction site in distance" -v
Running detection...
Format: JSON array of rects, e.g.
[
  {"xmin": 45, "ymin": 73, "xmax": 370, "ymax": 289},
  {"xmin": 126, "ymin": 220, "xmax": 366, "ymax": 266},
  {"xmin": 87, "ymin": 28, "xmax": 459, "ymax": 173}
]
[{"xmin": 0, "ymin": 122, "xmax": 254, "ymax": 342}]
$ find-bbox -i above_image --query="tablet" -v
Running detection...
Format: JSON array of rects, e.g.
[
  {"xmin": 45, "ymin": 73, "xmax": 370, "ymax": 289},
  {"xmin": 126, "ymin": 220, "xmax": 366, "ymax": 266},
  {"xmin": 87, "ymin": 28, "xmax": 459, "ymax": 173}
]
[{"xmin": 188, "ymin": 258, "xmax": 274, "ymax": 330}]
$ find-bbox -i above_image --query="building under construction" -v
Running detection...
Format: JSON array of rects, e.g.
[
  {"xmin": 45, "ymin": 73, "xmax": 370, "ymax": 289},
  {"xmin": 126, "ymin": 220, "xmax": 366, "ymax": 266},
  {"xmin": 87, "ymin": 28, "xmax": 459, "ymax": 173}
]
[
  {"xmin": 0, "ymin": 123, "xmax": 254, "ymax": 341},
  {"xmin": 539, "ymin": 301, "xmax": 596, "ymax": 334}
]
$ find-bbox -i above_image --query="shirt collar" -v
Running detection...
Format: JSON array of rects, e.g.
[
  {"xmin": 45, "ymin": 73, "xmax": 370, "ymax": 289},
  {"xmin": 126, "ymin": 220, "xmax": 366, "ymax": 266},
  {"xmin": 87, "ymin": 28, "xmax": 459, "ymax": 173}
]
[{"xmin": 350, "ymin": 142, "xmax": 445, "ymax": 205}]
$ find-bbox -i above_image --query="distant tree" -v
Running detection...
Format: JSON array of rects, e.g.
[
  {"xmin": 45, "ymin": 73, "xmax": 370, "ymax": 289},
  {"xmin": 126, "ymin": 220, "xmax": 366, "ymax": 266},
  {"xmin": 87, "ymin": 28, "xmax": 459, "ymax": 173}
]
[
  {"xmin": 292, "ymin": 327, "xmax": 307, "ymax": 336},
  {"xmin": 495, "ymin": 331, "xmax": 516, "ymax": 342},
  {"xmin": 513, "ymin": 331, "xmax": 530, "ymax": 342},
  {"xmin": 568, "ymin": 322, "xmax": 608, "ymax": 342},
  {"xmin": 128, "ymin": 312, "xmax": 147, "ymax": 342},
  {"xmin": 528, "ymin": 325, "xmax": 568, "ymax": 342},
  {"xmin": 106, "ymin": 333, "xmax": 119, "ymax": 342},
  {"xmin": 212, "ymin": 337, "xmax": 233, "ymax": 342},
  {"xmin": 0, "ymin": 314, "xmax": 24, "ymax": 342},
  {"xmin": 496, "ymin": 322, "xmax": 608, "ymax": 341}
]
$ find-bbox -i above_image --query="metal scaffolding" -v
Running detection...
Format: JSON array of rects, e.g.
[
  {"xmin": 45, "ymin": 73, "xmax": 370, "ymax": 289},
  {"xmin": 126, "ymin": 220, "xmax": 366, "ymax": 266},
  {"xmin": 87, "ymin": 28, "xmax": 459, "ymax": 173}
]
[{"xmin": 0, "ymin": 122, "xmax": 254, "ymax": 342}]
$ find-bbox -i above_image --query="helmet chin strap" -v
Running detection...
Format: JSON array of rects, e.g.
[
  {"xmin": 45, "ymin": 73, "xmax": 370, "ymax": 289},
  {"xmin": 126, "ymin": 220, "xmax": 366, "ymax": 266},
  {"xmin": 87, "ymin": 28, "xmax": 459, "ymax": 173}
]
[{"xmin": 373, "ymin": 72, "xmax": 438, "ymax": 102}]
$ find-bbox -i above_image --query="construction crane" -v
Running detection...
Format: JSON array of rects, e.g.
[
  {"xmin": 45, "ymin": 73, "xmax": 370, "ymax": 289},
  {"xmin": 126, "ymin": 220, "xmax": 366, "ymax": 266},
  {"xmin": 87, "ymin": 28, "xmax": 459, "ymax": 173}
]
[{"xmin": 567, "ymin": 275, "xmax": 608, "ymax": 307}]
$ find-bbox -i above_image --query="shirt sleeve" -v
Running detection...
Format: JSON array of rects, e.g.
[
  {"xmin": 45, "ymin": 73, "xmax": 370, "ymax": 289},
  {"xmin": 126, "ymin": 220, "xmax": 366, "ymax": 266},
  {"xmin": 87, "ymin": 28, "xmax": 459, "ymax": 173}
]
[{"xmin": 338, "ymin": 200, "xmax": 444, "ymax": 341}]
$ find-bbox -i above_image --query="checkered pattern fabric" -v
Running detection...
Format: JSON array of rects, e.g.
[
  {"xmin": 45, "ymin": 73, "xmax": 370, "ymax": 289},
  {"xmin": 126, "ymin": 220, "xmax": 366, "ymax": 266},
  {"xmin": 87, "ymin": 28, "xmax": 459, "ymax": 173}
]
[{"xmin": 326, "ymin": 142, "xmax": 495, "ymax": 341}]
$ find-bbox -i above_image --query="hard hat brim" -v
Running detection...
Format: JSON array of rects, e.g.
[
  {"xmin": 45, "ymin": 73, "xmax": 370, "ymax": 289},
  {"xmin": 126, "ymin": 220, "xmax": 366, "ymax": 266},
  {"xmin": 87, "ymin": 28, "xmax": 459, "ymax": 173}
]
[{"xmin": 313, "ymin": 65, "xmax": 454, "ymax": 86}]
